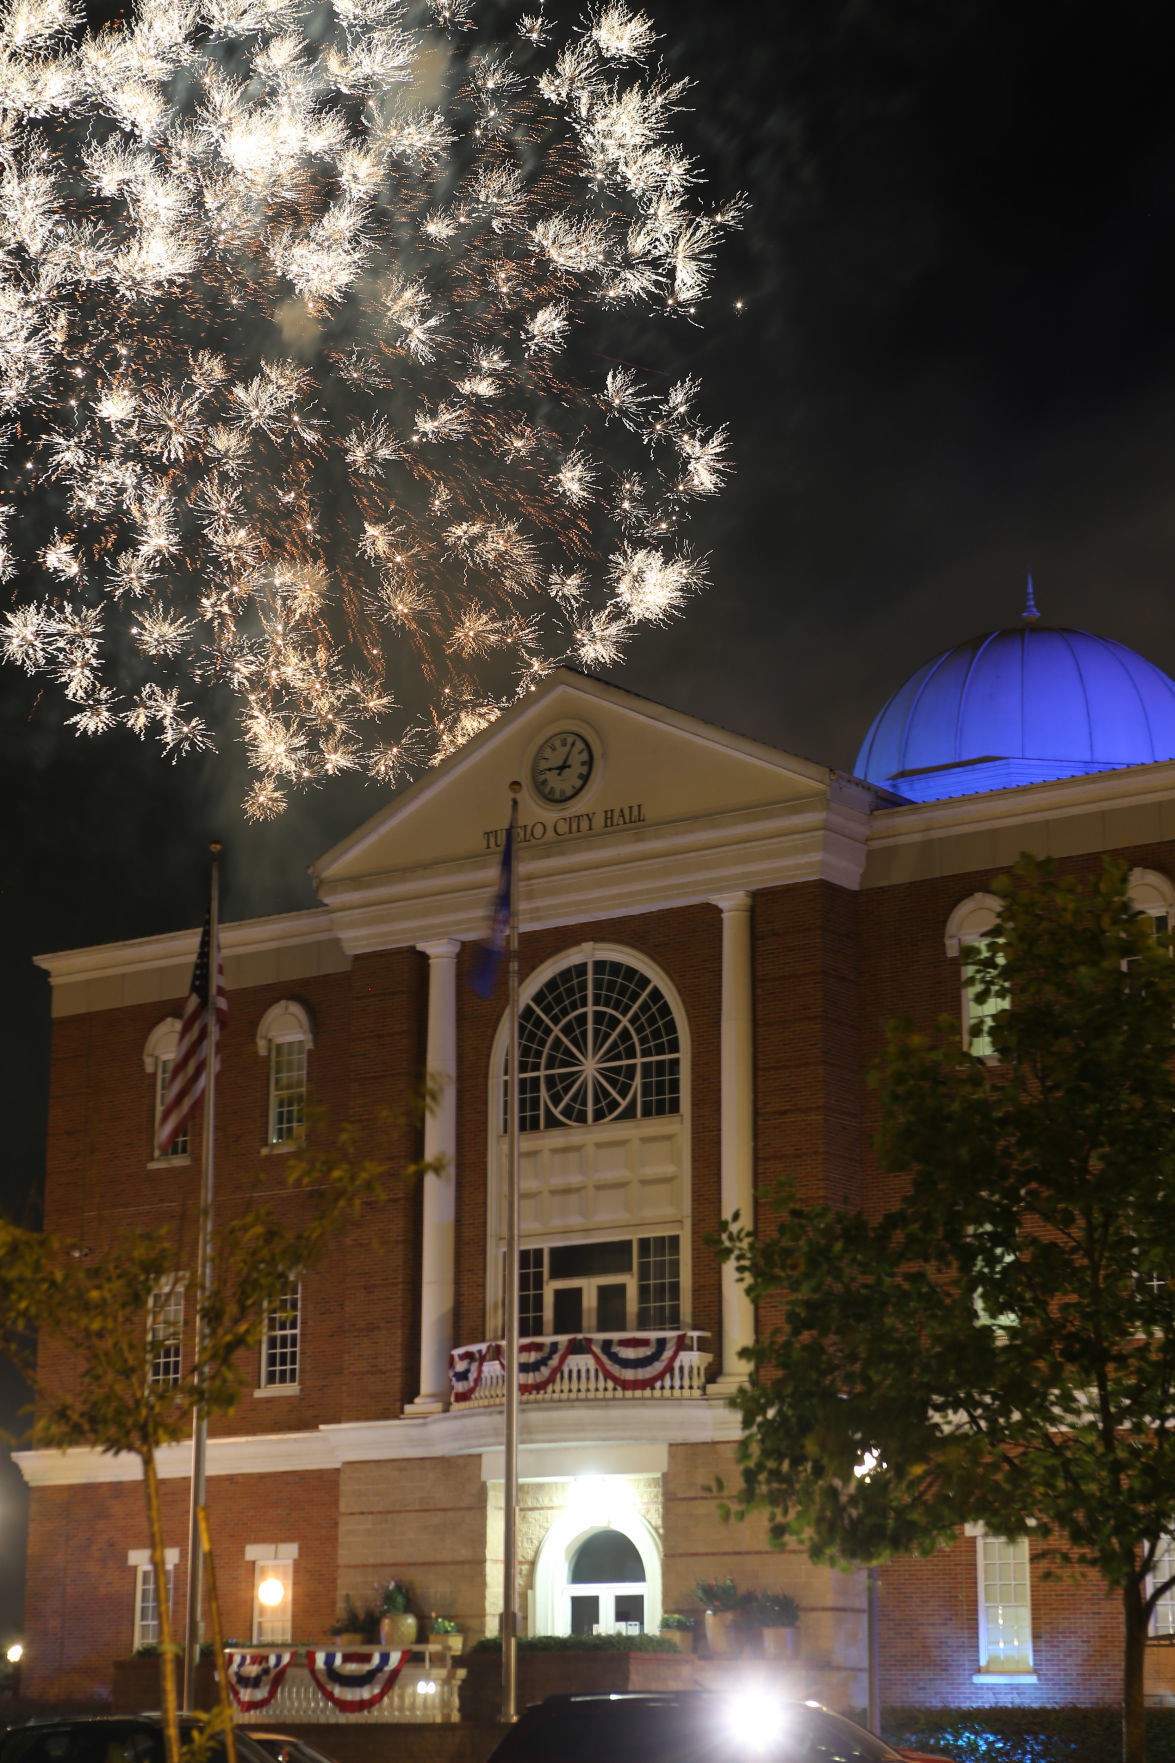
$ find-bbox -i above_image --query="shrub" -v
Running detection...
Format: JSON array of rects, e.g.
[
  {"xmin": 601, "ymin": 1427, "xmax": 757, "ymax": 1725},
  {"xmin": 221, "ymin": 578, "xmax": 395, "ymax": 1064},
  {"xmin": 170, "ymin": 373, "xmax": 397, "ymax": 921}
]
[
  {"xmin": 430, "ymin": 1616, "xmax": 459, "ymax": 1635},
  {"xmin": 659, "ymin": 1613, "xmax": 696, "ymax": 1631},
  {"xmin": 745, "ymin": 1592, "xmax": 799, "ymax": 1629},
  {"xmin": 695, "ymin": 1578, "xmax": 739, "ymax": 1612},
  {"xmin": 377, "ymin": 1578, "xmax": 413, "ymax": 1615},
  {"xmin": 880, "ymin": 1705, "xmax": 1175, "ymax": 1763}
]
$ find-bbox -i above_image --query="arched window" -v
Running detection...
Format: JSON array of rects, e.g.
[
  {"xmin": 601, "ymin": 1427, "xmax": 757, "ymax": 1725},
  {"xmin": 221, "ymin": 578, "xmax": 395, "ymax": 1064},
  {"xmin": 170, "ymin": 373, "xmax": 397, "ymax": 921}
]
[
  {"xmin": 143, "ymin": 1017, "xmax": 188, "ymax": 1160},
  {"xmin": 945, "ymin": 892, "xmax": 1004, "ymax": 1058},
  {"xmin": 531, "ymin": 1495, "xmax": 663, "ymax": 1636},
  {"xmin": 1129, "ymin": 868, "xmax": 1175, "ymax": 941},
  {"xmin": 567, "ymin": 1530, "xmax": 647, "ymax": 1636},
  {"xmin": 488, "ymin": 946, "xmax": 690, "ymax": 1339},
  {"xmin": 256, "ymin": 1000, "xmax": 314, "ymax": 1147},
  {"xmin": 507, "ymin": 957, "xmax": 680, "ymax": 1132}
]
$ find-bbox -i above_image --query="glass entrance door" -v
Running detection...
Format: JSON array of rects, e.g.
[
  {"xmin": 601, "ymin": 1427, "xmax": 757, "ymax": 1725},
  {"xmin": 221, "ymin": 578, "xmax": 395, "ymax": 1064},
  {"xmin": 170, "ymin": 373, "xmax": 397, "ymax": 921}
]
[{"xmin": 565, "ymin": 1530, "xmax": 646, "ymax": 1635}]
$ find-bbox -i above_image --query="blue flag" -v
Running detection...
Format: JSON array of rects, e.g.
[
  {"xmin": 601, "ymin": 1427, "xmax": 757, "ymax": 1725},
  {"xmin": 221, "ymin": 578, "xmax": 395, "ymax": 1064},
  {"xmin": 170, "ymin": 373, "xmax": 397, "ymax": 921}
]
[{"xmin": 470, "ymin": 817, "xmax": 513, "ymax": 998}]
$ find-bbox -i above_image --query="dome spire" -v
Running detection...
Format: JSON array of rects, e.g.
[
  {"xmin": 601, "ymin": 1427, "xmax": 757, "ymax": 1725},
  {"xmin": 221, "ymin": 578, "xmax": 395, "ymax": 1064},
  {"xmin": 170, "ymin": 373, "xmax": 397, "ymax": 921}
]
[{"xmin": 1023, "ymin": 572, "xmax": 1040, "ymax": 622}]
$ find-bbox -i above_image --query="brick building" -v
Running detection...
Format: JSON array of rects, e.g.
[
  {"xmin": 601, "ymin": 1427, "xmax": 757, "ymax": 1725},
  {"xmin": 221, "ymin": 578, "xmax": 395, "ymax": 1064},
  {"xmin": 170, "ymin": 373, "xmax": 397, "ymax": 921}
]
[{"xmin": 18, "ymin": 616, "xmax": 1175, "ymax": 1710}]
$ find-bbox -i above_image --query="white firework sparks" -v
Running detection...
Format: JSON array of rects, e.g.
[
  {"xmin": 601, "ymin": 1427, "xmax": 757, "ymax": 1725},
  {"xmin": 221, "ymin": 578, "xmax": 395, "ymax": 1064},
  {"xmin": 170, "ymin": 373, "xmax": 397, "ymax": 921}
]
[{"xmin": 0, "ymin": 0, "xmax": 740, "ymax": 816}]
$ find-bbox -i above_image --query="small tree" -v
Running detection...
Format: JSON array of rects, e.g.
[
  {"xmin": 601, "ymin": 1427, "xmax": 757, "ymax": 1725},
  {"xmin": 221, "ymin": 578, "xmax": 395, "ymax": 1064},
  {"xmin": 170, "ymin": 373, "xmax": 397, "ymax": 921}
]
[
  {"xmin": 720, "ymin": 856, "xmax": 1175, "ymax": 1763},
  {"xmin": 0, "ymin": 1110, "xmax": 436, "ymax": 1763}
]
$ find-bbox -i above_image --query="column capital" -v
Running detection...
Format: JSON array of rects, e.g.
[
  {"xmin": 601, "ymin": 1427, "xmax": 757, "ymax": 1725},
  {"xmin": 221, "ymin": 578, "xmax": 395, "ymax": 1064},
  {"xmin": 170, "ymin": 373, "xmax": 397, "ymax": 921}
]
[
  {"xmin": 711, "ymin": 890, "xmax": 753, "ymax": 916},
  {"xmin": 417, "ymin": 937, "xmax": 463, "ymax": 960}
]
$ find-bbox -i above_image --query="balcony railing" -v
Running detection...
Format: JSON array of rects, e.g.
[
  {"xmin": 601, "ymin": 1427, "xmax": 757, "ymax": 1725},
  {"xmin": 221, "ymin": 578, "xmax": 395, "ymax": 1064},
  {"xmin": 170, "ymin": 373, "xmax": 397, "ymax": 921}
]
[
  {"xmin": 226, "ymin": 1647, "xmax": 463, "ymax": 1724},
  {"xmin": 449, "ymin": 1330, "xmax": 711, "ymax": 1406}
]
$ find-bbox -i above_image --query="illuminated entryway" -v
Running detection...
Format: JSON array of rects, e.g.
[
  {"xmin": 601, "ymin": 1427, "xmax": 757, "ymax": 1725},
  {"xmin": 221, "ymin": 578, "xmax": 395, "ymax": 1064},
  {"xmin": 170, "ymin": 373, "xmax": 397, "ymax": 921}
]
[
  {"xmin": 530, "ymin": 1480, "xmax": 663, "ymax": 1636},
  {"xmin": 567, "ymin": 1529, "xmax": 646, "ymax": 1635}
]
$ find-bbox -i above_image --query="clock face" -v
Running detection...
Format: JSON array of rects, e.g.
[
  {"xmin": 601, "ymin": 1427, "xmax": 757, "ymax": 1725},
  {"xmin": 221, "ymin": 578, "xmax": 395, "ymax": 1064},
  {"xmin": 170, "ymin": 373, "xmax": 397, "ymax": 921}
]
[{"xmin": 532, "ymin": 730, "xmax": 594, "ymax": 804}]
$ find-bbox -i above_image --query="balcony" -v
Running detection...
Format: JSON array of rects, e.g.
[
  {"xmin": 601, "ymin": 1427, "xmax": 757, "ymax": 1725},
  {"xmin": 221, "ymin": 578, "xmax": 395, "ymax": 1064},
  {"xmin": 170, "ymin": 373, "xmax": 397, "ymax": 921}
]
[
  {"xmin": 226, "ymin": 1647, "xmax": 464, "ymax": 1725},
  {"xmin": 448, "ymin": 1330, "xmax": 711, "ymax": 1406}
]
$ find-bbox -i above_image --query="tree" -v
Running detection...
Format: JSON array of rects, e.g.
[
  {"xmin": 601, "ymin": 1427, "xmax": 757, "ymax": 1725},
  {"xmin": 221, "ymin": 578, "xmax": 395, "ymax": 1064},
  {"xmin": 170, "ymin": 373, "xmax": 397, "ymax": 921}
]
[
  {"xmin": 0, "ymin": 1107, "xmax": 437, "ymax": 1763},
  {"xmin": 719, "ymin": 856, "xmax": 1175, "ymax": 1763}
]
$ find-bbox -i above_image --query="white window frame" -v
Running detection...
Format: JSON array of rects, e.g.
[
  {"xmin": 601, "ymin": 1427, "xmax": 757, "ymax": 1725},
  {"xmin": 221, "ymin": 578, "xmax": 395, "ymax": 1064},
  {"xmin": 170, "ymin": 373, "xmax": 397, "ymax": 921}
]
[
  {"xmin": 1129, "ymin": 868, "xmax": 1175, "ymax": 943},
  {"xmin": 148, "ymin": 1277, "xmax": 186, "ymax": 1389},
  {"xmin": 257, "ymin": 1001, "xmax": 314, "ymax": 1149},
  {"xmin": 143, "ymin": 1018, "xmax": 189, "ymax": 1163},
  {"xmin": 246, "ymin": 1542, "xmax": 298, "ymax": 1644},
  {"xmin": 129, "ymin": 1548, "xmax": 178, "ymax": 1651},
  {"xmin": 967, "ymin": 1524, "xmax": 1036, "ymax": 1681},
  {"xmin": 258, "ymin": 1278, "xmax": 301, "ymax": 1392},
  {"xmin": 1150, "ymin": 1536, "xmax": 1175, "ymax": 1637},
  {"xmin": 945, "ymin": 893, "xmax": 1004, "ymax": 1059}
]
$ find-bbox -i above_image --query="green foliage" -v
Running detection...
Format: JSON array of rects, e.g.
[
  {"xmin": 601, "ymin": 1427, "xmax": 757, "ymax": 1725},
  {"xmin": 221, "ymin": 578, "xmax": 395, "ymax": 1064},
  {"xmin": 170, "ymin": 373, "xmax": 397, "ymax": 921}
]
[
  {"xmin": 378, "ymin": 1578, "xmax": 414, "ymax": 1615},
  {"xmin": 744, "ymin": 1591, "xmax": 799, "ymax": 1628},
  {"xmin": 717, "ymin": 857, "xmax": 1175, "ymax": 1763},
  {"xmin": 331, "ymin": 1595, "xmax": 368, "ymax": 1636},
  {"xmin": 658, "ymin": 1613, "xmax": 696, "ymax": 1630},
  {"xmin": 429, "ymin": 1616, "xmax": 458, "ymax": 1635},
  {"xmin": 695, "ymin": 1577, "xmax": 739, "ymax": 1612},
  {"xmin": 470, "ymin": 1633, "xmax": 679, "ymax": 1653},
  {"xmin": 881, "ymin": 1705, "xmax": 1175, "ymax": 1763}
]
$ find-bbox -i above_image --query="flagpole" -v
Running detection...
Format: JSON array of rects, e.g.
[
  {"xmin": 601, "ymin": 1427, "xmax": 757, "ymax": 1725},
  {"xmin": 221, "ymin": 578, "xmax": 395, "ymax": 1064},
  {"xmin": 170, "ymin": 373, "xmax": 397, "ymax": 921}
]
[
  {"xmin": 502, "ymin": 783, "xmax": 522, "ymax": 1724},
  {"xmin": 184, "ymin": 841, "xmax": 222, "ymax": 1711}
]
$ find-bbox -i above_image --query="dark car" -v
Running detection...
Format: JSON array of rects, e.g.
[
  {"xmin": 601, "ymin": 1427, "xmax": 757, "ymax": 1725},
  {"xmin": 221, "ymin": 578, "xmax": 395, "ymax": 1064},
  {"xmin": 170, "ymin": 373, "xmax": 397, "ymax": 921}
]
[
  {"xmin": 245, "ymin": 1736, "xmax": 339, "ymax": 1763},
  {"xmin": 485, "ymin": 1694, "xmax": 952, "ymax": 1763},
  {"xmin": 0, "ymin": 1718, "xmax": 278, "ymax": 1763}
]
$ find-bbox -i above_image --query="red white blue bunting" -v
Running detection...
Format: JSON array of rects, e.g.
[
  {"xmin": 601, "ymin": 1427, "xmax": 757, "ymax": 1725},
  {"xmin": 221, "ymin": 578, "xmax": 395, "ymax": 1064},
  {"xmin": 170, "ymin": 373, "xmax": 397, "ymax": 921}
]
[
  {"xmin": 224, "ymin": 1651, "xmax": 293, "ymax": 1710},
  {"xmin": 518, "ymin": 1335, "xmax": 574, "ymax": 1392},
  {"xmin": 449, "ymin": 1340, "xmax": 500, "ymax": 1403},
  {"xmin": 306, "ymin": 1649, "xmax": 408, "ymax": 1711},
  {"xmin": 585, "ymin": 1333, "xmax": 686, "ymax": 1390}
]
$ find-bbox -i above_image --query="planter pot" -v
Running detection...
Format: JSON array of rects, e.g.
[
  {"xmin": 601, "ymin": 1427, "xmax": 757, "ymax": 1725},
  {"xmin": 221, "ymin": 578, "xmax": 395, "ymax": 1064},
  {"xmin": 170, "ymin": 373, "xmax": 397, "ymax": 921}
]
[
  {"xmin": 761, "ymin": 1625, "xmax": 799, "ymax": 1661},
  {"xmin": 332, "ymin": 1632, "xmax": 366, "ymax": 1647},
  {"xmin": 432, "ymin": 1632, "xmax": 463, "ymax": 1656},
  {"xmin": 704, "ymin": 1610, "xmax": 741, "ymax": 1657},
  {"xmin": 658, "ymin": 1628, "xmax": 683, "ymax": 1652},
  {"xmin": 380, "ymin": 1612, "xmax": 418, "ymax": 1649}
]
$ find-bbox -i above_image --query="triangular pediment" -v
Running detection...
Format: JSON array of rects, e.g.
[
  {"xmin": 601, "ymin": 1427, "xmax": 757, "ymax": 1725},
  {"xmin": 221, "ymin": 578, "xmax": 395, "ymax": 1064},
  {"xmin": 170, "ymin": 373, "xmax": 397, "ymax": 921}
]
[{"xmin": 312, "ymin": 670, "xmax": 831, "ymax": 888}]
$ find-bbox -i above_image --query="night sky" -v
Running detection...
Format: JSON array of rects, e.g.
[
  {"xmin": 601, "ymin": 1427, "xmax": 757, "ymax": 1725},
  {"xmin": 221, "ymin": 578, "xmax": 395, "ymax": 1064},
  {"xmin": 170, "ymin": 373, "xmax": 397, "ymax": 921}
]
[{"xmin": 3, "ymin": 0, "xmax": 1175, "ymax": 1642}]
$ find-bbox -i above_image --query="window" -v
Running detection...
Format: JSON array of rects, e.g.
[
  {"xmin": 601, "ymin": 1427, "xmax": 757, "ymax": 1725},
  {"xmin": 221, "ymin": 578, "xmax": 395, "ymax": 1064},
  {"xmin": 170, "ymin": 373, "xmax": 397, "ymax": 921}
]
[
  {"xmin": 567, "ymin": 1529, "xmax": 647, "ymax": 1636},
  {"xmin": 945, "ymin": 894, "xmax": 1004, "ymax": 1059},
  {"xmin": 520, "ymin": 1235, "xmax": 681, "ymax": 1335},
  {"xmin": 247, "ymin": 1544, "xmax": 297, "ymax": 1643},
  {"xmin": 256, "ymin": 1000, "xmax": 314, "ymax": 1148},
  {"xmin": 142, "ymin": 1018, "xmax": 188, "ymax": 1160},
  {"xmin": 260, "ymin": 1280, "xmax": 300, "ymax": 1388},
  {"xmin": 1152, "ymin": 1537, "xmax": 1175, "ymax": 1637},
  {"xmin": 975, "ymin": 1532, "xmax": 1034, "ymax": 1675},
  {"xmin": 148, "ymin": 1281, "xmax": 184, "ymax": 1388},
  {"xmin": 129, "ymin": 1549, "xmax": 177, "ymax": 1651},
  {"xmin": 508, "ymin": 956, "xmax": 680, "ymax": 1133}
]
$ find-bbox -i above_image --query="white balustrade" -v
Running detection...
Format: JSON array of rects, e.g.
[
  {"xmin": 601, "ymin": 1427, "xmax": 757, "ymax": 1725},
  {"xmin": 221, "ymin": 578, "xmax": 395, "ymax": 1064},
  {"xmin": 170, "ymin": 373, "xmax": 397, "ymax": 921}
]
[
  {"xmin": 452, "ymin": 1331, "xmax": 711, "ymax": 1407},
  {"xmin": 232, "ymin": 1650, "xmax": 464, "ymax": 1726}
]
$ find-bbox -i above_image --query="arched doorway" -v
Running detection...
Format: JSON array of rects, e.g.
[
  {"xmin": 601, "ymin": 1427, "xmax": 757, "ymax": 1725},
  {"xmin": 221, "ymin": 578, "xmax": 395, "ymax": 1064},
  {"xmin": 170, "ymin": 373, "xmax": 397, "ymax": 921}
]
[
  {"xmin": 531, "ymin": 1496, "xmax": 663, "ymax": 1636},
  {"xmin": 567, "ymin": 1529, "xmax": 646, "ymax": 1636}
]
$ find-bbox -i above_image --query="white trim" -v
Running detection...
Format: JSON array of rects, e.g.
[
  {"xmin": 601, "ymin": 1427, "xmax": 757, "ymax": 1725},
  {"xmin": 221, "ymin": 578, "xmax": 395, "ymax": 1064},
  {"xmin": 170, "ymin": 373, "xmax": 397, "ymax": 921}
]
[
  {"xmin": 972, "ymin": 1672, "xmax": 1038, "ymax": 1684},
  {"xmin": 36, "ymin": 909, "xmax": 341, "ymax": 989},
  {"xmin": 481, "ymin": 1443, "xmax": 669, "ymax": 1483},
  {"xmin": 142, "ymin": 1017, "xmax": 182, "ymax": 1075},
  {"xmin": 485, "ymin": 942, "xmax": 692, "ymax": 1339},
  {"xmin": 13, "ymin": 1394, "xmax": 740, "ymax": 1486},
  {"xmin": 256, "ymin": 999, "xmax": 315, "ymax": 1054},
  {"xmin": 1129, "ymin": 868, "xmax": 1175, "ymax": 916},
  {"xmin": 245, "ymin": 1542, "xmax": 299, "ymax": 1560},
  {"xmin": 127, "ymin": 1548, "xmax": 180, "ymax": 1567},
  {"xmin": 975, "ymin": 1531, "xmax": 1034, "ymax": 1674},
  {"xmin": 944, "ymin": 893, "xmax": 1003, "ymax": 959},
  {"xmin": 532, "ymin": 1501, "xmax": 662, "ymax": 1637}
]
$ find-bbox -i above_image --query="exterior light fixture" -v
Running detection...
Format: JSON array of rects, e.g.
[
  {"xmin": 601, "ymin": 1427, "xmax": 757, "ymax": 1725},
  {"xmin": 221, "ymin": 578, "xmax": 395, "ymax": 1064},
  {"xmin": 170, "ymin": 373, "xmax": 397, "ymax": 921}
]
[
  {"xmin": 257, "ymin": 1576, "xmax": 285, "ymax": 1608},
  {"xmin": 6, "ymin": 1643, "xmax": 22, "ymax": 1664}
]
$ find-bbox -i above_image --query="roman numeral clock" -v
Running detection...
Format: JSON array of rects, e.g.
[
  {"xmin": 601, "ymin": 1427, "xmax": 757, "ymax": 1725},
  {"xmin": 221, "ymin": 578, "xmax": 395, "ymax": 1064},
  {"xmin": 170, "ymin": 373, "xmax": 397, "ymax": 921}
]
[{"xmin": 531, "ymin": 730, "xmax": 594, "ymax": 805}]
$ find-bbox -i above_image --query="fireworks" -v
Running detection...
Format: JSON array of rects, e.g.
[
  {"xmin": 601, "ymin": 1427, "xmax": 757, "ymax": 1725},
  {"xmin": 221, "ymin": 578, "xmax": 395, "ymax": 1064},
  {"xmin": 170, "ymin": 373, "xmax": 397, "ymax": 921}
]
[{"xmin": 0, "ymin": 0, "xmax": 741, "ymax": 817}]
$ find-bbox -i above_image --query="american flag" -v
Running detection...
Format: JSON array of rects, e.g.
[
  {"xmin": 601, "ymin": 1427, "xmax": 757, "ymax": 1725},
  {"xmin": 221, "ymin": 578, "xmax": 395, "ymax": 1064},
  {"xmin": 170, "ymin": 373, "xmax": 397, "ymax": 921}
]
[{"xmin": 157, "ymin": 912, "xmax": 228, "ymax": 1155}]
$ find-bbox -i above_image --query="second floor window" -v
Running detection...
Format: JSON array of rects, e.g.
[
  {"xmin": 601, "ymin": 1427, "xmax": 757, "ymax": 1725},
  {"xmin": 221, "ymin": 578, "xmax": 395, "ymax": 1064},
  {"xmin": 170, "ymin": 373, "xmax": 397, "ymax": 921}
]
[
  {"xmin": 269, "ymin": 1039, "xmax": 307, "ymax": 1145},
  {"xmin": 132, "ymin": 1558, "xmax": 175, "ymax": 1650},
  {"xmin": 518, "ymin": 1234, "xmax": 682, "ymax": 1335},
  {"xmin": 261, "ymin": 1280, "xmax": 301, "ymax": 1388},
  {"xmin": 148, "ymin": 1282, "xmax": 184, "ymax": 1388},
  {"xmin": 155, "ymin": 1057, "xmax": 190, "ymax": 1158}
]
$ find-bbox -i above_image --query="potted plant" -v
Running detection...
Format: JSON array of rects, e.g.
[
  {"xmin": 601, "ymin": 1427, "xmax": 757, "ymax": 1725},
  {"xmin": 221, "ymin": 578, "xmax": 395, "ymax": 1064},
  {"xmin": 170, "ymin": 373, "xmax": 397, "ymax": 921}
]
[
  {"xmin": 657, "ymin": 1612, "xmax": 695, "ymax": 1652},
  {"xmin": 430, "ymin": 1614, "xmax": 462, "ymax": 1656},
  {"xmin": 377, "ymin": 1578, "xmax": 417, "ymax": 1649},
  {"xmin": 695, "ymin": 1578, "xmax": 741, "ymax": 1657},
  {"xmin": 331, "ymin": 1594, "xmax": 367, "ymax": 1647},
  {"xmin": 746, "ymin": 1591, "xmax": 800, "ymax": 1660}
]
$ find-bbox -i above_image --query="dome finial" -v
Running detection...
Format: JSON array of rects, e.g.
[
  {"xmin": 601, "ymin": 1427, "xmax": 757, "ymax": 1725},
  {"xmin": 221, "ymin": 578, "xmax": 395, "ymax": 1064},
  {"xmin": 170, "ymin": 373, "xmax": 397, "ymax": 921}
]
[{"xmin": 1023, "ymin": 572, "xmax": 1040, "ymax": 622}]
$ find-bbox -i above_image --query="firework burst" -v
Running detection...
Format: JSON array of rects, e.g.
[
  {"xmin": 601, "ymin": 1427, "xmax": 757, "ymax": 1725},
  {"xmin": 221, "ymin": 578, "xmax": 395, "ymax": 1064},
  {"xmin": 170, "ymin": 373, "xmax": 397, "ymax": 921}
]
[{"xmin": 0, "ymin": 0, "xmax": 741, "ymax": 816}]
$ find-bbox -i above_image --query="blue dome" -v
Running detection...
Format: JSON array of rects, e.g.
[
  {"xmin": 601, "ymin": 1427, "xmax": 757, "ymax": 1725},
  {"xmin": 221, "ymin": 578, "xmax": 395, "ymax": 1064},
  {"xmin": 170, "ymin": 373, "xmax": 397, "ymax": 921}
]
[{"xmin": 855, "ymin": 625, "xmax": 1175, "ymax": 803}]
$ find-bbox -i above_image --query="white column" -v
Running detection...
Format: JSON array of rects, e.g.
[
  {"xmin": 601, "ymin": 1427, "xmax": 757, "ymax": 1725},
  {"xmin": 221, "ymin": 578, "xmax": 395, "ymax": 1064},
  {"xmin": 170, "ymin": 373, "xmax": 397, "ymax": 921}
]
[
  {"xmin": 409, "ymin": 937, "xmax": 461, "ymax": 1414},
  {"xmin": 712, "ymin": 892, "xmax": 756, "ymax": 1393}
]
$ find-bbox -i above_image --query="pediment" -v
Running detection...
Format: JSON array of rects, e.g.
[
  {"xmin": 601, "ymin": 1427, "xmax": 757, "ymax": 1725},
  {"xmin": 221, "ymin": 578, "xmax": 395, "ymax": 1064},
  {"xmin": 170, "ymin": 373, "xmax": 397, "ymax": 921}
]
[{"xmin": 312, "ymin": 670, "xmax": 830, "ymax": 888}]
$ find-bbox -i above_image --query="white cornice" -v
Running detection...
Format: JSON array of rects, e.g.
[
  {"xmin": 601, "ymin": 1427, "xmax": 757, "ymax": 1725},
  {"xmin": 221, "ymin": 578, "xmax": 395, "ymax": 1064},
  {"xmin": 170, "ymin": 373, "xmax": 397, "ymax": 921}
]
[
  {"xmin": 13, "ymin": 1397, "xmax": 742, "ymax": 1487},
  {"xmin": 866, "ymin": 756, "xmax": 1175, "ymax": 850},
  {"xmin": 34, "ymin": 908, "xmax": 339, "ymax": 989},
  {"xmin": 318, "ymin": 796, "xmax": 873, "ymax": 953}
]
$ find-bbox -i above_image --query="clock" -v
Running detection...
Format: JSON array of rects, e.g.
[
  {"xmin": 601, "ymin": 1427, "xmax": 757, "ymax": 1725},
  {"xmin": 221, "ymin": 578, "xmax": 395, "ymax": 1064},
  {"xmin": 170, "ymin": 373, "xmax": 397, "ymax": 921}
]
[{"xmin": 531, "ymin": 730, "xmax": 594, "ymax": 804}]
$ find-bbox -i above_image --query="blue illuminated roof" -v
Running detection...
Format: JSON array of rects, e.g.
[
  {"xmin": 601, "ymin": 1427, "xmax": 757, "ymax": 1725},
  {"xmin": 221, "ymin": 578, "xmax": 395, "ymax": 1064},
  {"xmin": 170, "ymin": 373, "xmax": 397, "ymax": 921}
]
[{"xmin": 855, "ymin": 625, "xmax": 1175, "ymax": 804}]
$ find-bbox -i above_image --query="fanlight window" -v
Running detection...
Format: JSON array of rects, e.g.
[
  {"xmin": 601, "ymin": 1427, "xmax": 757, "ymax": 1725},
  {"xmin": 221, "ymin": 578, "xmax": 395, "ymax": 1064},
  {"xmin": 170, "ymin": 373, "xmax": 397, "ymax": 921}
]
[{"xmin": 506, "ymin": 957, "xmax": 680, "ymax": 1133}]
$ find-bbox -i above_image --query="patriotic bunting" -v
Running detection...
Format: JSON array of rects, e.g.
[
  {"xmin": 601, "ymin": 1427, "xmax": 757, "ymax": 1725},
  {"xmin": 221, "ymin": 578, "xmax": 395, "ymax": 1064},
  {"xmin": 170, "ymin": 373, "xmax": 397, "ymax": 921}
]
[
  {"xmin": 449, "ymin": 1333, "xmax": 687, "ymax": 1399},
  {"xmin": 224, "ymin": 1651, "xmax": 293, "ymax": 1710},
  {"xmin": 306, "ymin": 1649, "xmax": 409, "ymax": 1711}
]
